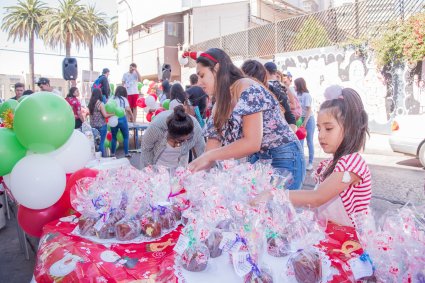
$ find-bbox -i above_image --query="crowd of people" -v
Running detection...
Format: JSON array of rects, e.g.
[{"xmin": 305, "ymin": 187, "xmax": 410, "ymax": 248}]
[{"xmin": 5, "ymin": 47, "xmax": 372, "ymax": 230}]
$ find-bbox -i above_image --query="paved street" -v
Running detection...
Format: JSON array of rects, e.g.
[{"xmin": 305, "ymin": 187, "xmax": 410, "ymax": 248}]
[{"xmin": 0, "ymin": 134, "xmax": 423, "ymax": 282}]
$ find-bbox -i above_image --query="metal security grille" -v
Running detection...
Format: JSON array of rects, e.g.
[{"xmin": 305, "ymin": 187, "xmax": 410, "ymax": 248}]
[{"xmin": 190, "ymin": 0, "xmax": 425, "ymax": 59}]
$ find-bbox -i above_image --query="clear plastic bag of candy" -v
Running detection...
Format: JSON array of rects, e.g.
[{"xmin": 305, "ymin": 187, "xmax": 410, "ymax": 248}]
[{"xmin": 287, "ymin": 248, "xmax": 322, "ymax": 283}]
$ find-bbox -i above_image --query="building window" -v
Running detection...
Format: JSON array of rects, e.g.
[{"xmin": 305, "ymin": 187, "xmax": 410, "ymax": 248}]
[{"xmin": 167, "ymin": 22, "xmax": 179, "ymax": 37}]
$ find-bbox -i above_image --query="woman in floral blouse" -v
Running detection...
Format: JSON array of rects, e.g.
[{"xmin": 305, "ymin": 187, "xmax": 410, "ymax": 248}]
[{"xmin": 188, "ymin": 48, "xmax": 305, "ymax": 190}]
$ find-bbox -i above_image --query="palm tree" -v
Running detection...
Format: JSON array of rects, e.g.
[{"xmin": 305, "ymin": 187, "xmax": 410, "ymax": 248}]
[
  {"xmin": 110, "ymin": 16, "xmax": 118, "ymax": 50},
  {"xmin": 84, "ymin": 5, "xmax": 109, "ymax": 71},
  {"xmin": 2, "ymin": 0, "xmax": 47, "ymax": 90},
  {"xmin": 40, "ymin": 0, "xmax": 88, "ymax": 57}
]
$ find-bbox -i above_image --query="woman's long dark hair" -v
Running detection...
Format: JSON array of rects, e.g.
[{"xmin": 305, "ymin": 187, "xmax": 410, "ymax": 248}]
[
  {"xmin": 196, "ymin": 48, "xmax": 244, "ymax": 131},
  {"xmin": 294, "ymin": 77, "xmax": 309, "ymax": 94},
  {"xmin": 67, "ymin": 87, "xmax": 78, "ymax": 98},
  {"xmin": 241, "ymin": 60, "xmax": 268, "ymax": 86},
  {"xmin": 88, "ymin": 88, "xmax": 102, "ymax": 115},
  {"xmin": 167, "ymin": 105, "xmax": 194, "ymax": 138},
  {"xmin": 321, "ymin": 88, "xmax": 369, "ymax": 178},
  {"xmin": 115, "ymin": 86, "xmax": 127, "ymax": 98},
  {"xmin": 170, "ymin": 83, "xmax": 188, "ymax": 103}
]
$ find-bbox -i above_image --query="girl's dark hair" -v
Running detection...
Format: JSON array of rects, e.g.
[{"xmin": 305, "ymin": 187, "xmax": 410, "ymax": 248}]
[
  {"xmin": 115, "ymin": 85, "xmax": 127, "ymax": 98},
  {"xmin": 88, "ymin": 88, "xmax": 102, "ymax": 115},
  {"xmin": 196, "ymin": 48, "xmax": 244, "ymax": 131},
  {"xmin": 321, "ymin": 88, "xmax": 369, "ymax": 178},
  {"xmin": 170, "ymin": 83, "xmax": 187, "ymax": 103},
  {"xmin": 166, "ymin": 105, "xmax": 194, "ymax": 138},
  {"xmin": 241, "ymin": 60, "xmax": 268, "ymax": 86},
  {"xmin": 67, "ymin": 87, "xmax": 78, "ymax": 98},
  {"xmin": 294, "ymin": 77, "xmax": 309, "ymax": 94}
]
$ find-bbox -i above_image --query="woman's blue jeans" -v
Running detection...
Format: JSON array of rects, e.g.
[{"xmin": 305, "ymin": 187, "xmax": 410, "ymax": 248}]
[
  {"xmin": 300, "ymin": 116, "xmax": 315, "ymax": 165},
  {"xmin": 111, "ymin": 117, "xmax": 129, "ymax": 155},
  {"xmin": 249, "ymin": 141, "xmax": 306, "ymax": 190},
  {"xmin": 96, "ymin": 124, "xmax": 107, "ymax": 157}
]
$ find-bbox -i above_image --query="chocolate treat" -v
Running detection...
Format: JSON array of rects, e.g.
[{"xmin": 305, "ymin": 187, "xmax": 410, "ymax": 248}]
[
  {"xmin": 172, "ymin": 204, "xmax": 182, "ymax": 221},
  {"xmin": 143, "ymin": 222, "xmax": 162, "ymax": 238},
  {"xmin": 139, "ymin": 216, "xmax": 154, "ymax": 234},
  {"xmin": 181, "ymin": 244, "xmax": 210, "ymax": 272},
  {"xmin": 216, "ymin": 219, "xmax": 235, "ymax": 232},
  {"xmin": 78, "ymin": 216, "xmax": 98, "ymax": 236},
  {"xmin": 159, "ymin": 209, "xmax": 176, "ymax": 230},
  {"xmin": 115, "ymin": 219, "xmax": 141, "ymax": 241},
  {"xmin": 204, "ymin": 230, "xmax": 223, "ymax": 258},
  {"xmin": 289, "ymin": 250, "xmax": 322, "ymax": 283},
  {"xmin": 96, "ymin": 210, "xmax": 125, "ymax": 239},
  {"xmin": 245, "ymin": 269, "xmax": 274, "ymax": 283},
  {"xmin": 267, "ymin": 235, "xmax": 289, "ymax": 257}
]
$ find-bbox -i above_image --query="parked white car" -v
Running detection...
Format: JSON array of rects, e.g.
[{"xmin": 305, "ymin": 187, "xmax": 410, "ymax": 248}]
[{"xmin": 389, "ymin": 114, "xmax": 425, "ymax": 167}]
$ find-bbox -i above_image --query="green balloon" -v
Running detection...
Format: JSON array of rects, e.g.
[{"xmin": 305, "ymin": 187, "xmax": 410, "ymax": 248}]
[
  {"xmin": 104, "ymin": 139, "xmax": 110, "ymax": 148},
  {"xmin": 117, "ymin": 130, "xmax": 124, "ymax": 143},
  {"xmin": 13, "ymin": 92, "xmax": 74, "ymax": 153},
  {"xmin": 0, "ymin": 99, "xmax": 19, "ymax": 116},
  {"xmin": 115, "ymin": 107, "xmax": 125, "ymax": 118},
  {"xmin": 137, "ymin": 82, "xmax": 143, "ymax": 91},
  {"xmin": 0, "ymin": 128, "xmax": 27, "ymax": 176},
  {"xmin": 18, "ymin": 95, "xmax": 29, "ymax": 103},
  {"xmin": 109, "ymin": 83, "xmax": 115, "ymax": 94},
  {"xmin": 105, "ymin": 101, "xmax": 117, "ymax": 114},
  {"xmin": 296, "ymin": 117, "xmax": 303, "ymax": 127},
  {"xmin": 162, "ymin": 99, "xmax": 170, "ymax": 110}
]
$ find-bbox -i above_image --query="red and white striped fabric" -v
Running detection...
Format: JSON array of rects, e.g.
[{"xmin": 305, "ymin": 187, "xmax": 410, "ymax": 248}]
[{"xmin": 315, "ymin": 152, "xmax": 372, "ymax": 221}]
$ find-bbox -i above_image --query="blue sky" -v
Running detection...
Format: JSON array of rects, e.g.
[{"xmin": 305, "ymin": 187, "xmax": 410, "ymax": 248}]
[{"xmin": 0, "ymin": 0, "xmax": 118, "ymax": 79}]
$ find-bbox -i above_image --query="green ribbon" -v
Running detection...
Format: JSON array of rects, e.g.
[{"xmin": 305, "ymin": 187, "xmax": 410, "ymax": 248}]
[
  {"xmin": 266, "ymin": 228, "xmax": 278, "ymax": 239},
  {"xmin": 187, "ymin": 228, "xmax": 196, "ymax": 248}
]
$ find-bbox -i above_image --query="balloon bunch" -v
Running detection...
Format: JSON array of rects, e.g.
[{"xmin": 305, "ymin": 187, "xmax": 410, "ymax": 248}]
[
  {"xmin": 137, "ymin": 79, "xmax": 158, "ymax": 96},
  {"xmin": 104, "ymin": 100, "xmax": 125, "ymax": 128},
  {"xmin": 104, "ymin": 129, "xmax": 123, "ymax": 149},
  {"xmin": 0, "ymin": 92, "xmax": 93, "ymax": 237}
]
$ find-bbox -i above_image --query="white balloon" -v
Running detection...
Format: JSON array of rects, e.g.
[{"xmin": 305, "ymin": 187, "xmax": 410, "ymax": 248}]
[
  {"xmin": 108, "ymin": 116, "xmax": 118, "ymax": 127},
  {"xmin": 142, "ymin": 79, "xmax": 149, "ymax": 85},
  {"xmin": 145, "ymin": 95, "xmax": 156, "ymax": 108},
  {"xmin": 141, "ymin": 85, "xmax": 149, "ymax": 95},
  {"xmin": 48, "ymin": 130, "xmax": 91, "ymax": 173},
  {"xmin": 10, "ymin": 154, "xmax": 66, "ymax": 209},
  {"xmin": 3, "ymin": 174, "xmax": 11, "ymax": 189}
]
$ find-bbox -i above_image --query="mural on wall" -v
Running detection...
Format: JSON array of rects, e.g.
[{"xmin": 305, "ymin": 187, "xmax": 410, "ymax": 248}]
[{"xmin": 274, "ymin": 46, "xmax": 425, "ymax": 133}]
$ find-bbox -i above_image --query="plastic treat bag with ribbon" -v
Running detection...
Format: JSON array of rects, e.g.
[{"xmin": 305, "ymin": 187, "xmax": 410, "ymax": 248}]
[
  {"xmin": 175, "ymin": 222, "xmax": 210, "ymax": 272},
  {"xmin": 114, "ymin": 187, "xmax": 147, "ymax": 241}
]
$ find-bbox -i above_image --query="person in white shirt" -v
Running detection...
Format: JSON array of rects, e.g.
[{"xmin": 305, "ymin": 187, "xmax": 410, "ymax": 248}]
[
  {"xmin": 108, "ymin": 86, "xmax": 134, "ymax": 158},
  {"xmin": 122, "ymin": 63, "xmax": 142, "ymax": 120}
]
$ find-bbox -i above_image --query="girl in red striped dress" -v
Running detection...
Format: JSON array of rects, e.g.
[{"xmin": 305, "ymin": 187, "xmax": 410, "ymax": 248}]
[{"xmin": 256, "ymin": 88, "xmax": 371, "ymax": 227}]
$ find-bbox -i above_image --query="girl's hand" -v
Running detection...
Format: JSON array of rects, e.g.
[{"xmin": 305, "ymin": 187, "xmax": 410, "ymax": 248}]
[
  {"xmin": 188, "ymin": 151, "xmax": 215, "ymax": 172},
  {"xmin": 249, "ymin": 190, "xmax": 273, "ymax": 206}
]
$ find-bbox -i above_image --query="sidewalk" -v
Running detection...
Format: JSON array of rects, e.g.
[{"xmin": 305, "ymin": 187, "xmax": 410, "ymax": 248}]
[{"xmin": 306, "ymin": 132, "xmax": 423, "ymax": 171}]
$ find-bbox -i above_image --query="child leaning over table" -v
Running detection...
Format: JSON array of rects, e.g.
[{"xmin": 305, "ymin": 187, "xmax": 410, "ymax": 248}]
[{"xmin": 254, "ymin": 88, "xmax": 371, "ymax": 228}]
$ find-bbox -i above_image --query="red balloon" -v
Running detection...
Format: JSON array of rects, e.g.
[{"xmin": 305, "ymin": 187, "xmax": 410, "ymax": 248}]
[
  {"xmin": 137, "ymin": 97, "xmax": 147, "ymax": 108},
  {"xmin": 149, "ymin": 94, "xmax": 158, "ymax": 101},
  {"xmin": 154, "ymin": 107, "xmax": 166, "ymax": 116},
  {"xmin": 149, "ymin": 81, "xmax": 156, "ymax": 88},
  {"xmin": 67, "ymin": 168, "xmax": 99, "ymax": 210},
  {"xmin": 18, "ymin": 198, "xmax": 70, "ymax": 237},
  {"xmin": 146, "ymin": 112, "xmax": 154, "ymax": 122},
  {"xmin": 296, "ymin": 127, "xmax": 307, "ymax": 140},
  {"xmin": 106, "ymin": 131, "xmax": 112, "ymax": 141}
]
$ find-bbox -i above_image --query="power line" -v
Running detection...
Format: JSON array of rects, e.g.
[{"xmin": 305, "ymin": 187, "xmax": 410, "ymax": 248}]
[{"xmin": 0, "ymin": 48, "xmax": 117, "ymax": 61}]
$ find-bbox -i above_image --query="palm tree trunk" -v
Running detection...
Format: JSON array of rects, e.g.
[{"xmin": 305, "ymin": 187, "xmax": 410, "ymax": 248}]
[
  {"xmin": 66, "ymin": 32, "xmax": 71, "ymax": 57},
  {"xmin": 29, "ymin": 32, "xmax": 35, "ymax": 91},
  {"xmin": 89, "ymin": 38, "xmax": 93, "ymax": 71}
]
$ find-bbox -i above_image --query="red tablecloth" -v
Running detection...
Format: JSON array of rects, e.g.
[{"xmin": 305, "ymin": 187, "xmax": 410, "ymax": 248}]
[
  {"xmin": 34, "ymin": 218, "xmax": 181, "ymax": 283},
  {"xmin": 34, "ymin": 218, "xmax": 363, "ymax": 283}
]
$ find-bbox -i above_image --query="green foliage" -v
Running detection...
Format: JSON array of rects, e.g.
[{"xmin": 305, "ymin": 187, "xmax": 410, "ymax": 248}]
[
  {"xmin": 1, "ymin": 0, "xmax": 46, "ymax": 42},
  {"xmin": 110, "ymin": 16, "xmax": 118, "ymax": 50},
  {"xmin": 372, "ymin": 12, "xmax": 425, "ymax": 67},
  {"xmin": 292, "ymin": 17, "xmax": 331, "ymax": 50},
  {"xmin": 371, "ymin": 21, "xmax": 406, "ymax": 68}
]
